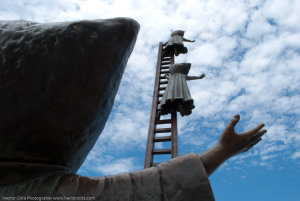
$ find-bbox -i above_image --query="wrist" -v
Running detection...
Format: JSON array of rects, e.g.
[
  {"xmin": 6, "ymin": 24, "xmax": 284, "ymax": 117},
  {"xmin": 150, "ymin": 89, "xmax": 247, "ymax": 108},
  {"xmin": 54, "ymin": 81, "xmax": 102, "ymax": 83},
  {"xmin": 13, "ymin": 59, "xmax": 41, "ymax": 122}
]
[
  {"xmin": 199, "ymin": 144, "xmax": 230, "ymax": 176},
  {"xmin": 216, "ymin": 143, "xmax": 236, "ymax": 160}
]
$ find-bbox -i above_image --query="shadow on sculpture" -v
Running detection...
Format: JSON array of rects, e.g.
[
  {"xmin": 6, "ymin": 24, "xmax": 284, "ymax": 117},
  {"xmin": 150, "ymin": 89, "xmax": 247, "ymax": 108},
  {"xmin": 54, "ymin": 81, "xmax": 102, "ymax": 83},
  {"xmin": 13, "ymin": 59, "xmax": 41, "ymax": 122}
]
[{"xmin": 0, "ymin": 20, "xmax": 266, "ymax": 200}]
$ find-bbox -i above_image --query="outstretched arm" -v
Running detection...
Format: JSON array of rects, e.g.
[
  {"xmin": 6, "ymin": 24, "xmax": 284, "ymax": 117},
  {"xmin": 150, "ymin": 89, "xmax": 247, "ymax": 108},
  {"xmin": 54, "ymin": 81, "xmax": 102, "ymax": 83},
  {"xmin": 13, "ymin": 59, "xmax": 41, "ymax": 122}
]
[
  {"xmin": 199, "ymin": 114, "xmax": 267, "ymax": 176},
  {"xmin": 186, "ymin": 73, "xmax": 205, "ymax": 80},
  {"xmin": 183, "ymin": 38, "xmax": 195, "ymax": 43}
]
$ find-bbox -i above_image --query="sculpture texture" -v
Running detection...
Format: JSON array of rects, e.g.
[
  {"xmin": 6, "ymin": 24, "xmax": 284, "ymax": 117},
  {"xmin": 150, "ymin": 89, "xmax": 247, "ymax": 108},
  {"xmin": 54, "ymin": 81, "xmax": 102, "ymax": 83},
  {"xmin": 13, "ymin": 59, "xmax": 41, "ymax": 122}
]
[{"xmin": 0, "ymin": 18, "xmax": 139, "ymax": 172}]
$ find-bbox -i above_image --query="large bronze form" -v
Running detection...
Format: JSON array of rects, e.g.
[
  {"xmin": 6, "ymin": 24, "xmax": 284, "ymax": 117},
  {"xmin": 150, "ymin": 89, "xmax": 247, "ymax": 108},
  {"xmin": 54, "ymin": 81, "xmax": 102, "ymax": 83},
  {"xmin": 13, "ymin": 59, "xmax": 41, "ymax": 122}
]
[
  {"xmin": 0, "ymin": 18, "xmax": 139, "ymax": 173},
  {"xmin": 0, "ymin": 19, "xmax": 266, "ymax": 200}
]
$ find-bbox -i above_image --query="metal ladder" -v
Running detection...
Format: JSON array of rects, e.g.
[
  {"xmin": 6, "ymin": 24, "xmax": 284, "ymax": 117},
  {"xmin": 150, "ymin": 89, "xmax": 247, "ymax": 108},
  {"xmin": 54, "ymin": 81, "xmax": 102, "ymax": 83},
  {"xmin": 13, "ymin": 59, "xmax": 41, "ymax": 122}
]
[{"xmin": 144, "ymin": 42, "xmax": 178, "ymax": 168}]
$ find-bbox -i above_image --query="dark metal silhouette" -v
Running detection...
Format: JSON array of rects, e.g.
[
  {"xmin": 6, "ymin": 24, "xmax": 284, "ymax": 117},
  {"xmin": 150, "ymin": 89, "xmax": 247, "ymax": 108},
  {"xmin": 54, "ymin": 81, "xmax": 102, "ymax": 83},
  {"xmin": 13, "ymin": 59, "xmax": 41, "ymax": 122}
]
[{"xmin": 163, "ymin": 30, "xmax": 195, "ymax": 56}]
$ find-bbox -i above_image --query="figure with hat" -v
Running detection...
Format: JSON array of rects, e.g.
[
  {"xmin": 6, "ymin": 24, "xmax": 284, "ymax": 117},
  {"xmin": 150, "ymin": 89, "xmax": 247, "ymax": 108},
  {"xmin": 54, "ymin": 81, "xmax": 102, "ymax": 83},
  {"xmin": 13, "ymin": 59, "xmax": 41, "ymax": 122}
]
[{"xmin": 163, "ymin": 30, "xmax": 195, "ymax": 56}]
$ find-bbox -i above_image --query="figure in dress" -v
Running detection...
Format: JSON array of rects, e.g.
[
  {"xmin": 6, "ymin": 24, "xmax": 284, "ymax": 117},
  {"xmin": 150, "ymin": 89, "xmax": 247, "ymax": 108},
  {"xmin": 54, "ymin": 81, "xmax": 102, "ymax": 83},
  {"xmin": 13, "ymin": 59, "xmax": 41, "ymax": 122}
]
[
  {"xmin": 163, "ymin": 30, "xmax": 195, "ymax": 56},
  {"xmin": 158, "ymin": 63, "xmax": 205, "ymax": 117}
]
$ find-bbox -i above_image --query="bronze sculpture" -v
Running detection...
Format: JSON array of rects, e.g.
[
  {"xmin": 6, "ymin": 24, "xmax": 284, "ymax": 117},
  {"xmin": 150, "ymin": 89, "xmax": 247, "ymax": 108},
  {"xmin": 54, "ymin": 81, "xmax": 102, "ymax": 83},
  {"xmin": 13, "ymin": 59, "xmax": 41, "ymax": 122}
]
[
  {"xmin": 163, "ymin": 30, "xmax": 195, "ymax": 56},
  {"xmin": 0, "ymin": 20, "xmax": 267, "ymax": 200},
  {"xmin": 159, "ymin": 63, "xmax": 205, "ymax": 116}
]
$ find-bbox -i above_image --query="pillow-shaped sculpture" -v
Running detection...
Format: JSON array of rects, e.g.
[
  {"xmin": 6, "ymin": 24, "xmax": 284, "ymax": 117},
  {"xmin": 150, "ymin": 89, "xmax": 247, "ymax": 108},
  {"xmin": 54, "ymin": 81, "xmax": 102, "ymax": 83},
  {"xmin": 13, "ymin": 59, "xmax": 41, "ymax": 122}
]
[{"xmin": 0, "ymin": 18, "xmax": 140, "ymax": 172}]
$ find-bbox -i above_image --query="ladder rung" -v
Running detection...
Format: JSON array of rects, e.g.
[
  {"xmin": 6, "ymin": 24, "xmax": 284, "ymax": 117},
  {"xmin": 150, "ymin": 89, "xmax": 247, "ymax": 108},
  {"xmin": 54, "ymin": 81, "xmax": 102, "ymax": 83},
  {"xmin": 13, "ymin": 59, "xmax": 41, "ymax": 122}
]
[
  {"xmin": 153, "ymin": 149, "xmax": 172, "ymax": 154},
  {"xmin": 156, "ymin": 119, "xmax": 171, "ymax": 124},
  {"xmin": 158, "ymin": 93, "xmax": 164, "ymax": 97},
  {"xmin": 160, "ymin": 81, "xmax": 168, "ymax": 85},
  {"xmin": 159, "ymin": 87, "xmax": 166, "ymax": 90},
  {"xmin": 155, "ymin": 128, "xmax": 171, "ymax": 133},
  {"xmin": 154, "ymin": 136, "xmax": 171, "ymax": 142},
  {"xmin": 161, "ymin": 66, "xmax": 169, "ymax": 70},
  {"xmin": 151, "ymin": 163, "xmax": 159, "ymax": 167},
  {"xmin": 161, "ymin": 61, "xmax": 171, "ymax": 65},
  {"xmin": 161, "ymin": 58, "xmax": 170, "ymax": 61},
  {"xmin": 160, "ymin": 71, "xmax": 169, "ymax": 74}
]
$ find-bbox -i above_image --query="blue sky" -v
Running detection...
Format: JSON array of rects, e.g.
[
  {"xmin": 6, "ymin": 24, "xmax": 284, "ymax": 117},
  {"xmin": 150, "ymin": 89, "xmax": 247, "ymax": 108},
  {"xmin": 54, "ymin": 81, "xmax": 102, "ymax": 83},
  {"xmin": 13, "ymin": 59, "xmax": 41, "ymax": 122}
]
[{"xmin": 1, "ymin": 0, "xmax": 299, "ymax": 200}]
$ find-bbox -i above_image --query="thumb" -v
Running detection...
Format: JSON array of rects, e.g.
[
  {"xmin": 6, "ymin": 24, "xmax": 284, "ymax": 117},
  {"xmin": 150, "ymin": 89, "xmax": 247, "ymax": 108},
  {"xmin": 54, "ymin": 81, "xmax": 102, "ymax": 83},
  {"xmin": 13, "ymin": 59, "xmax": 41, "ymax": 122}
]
[{"xmin": 226, "ymin": 114, "xmax": 240, "ymax": 130}]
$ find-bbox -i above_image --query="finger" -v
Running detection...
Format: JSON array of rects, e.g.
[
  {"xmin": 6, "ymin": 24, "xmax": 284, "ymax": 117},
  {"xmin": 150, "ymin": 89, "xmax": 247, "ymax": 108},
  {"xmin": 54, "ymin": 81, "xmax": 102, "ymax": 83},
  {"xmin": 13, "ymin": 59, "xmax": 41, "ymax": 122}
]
[
  {"xmin": 226, "ymin": 114, "xmax": 240, "ymax": 130},
  {"xmin": 246, "ymin": 138, "xmax": 262, "ymax": 151},
  {"xmin": 244, "ymin": 124, "xmax": 265, "ymax": 137},
  {"xmin": 250, "ymin": 129, "xmax": 267, "ymax": 140}
]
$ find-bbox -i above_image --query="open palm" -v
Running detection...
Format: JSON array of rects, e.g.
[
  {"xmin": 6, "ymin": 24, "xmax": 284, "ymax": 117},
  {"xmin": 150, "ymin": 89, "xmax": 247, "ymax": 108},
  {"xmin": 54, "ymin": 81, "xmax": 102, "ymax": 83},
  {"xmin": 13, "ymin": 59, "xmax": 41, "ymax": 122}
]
[{"xmin": 218, "ymin": 114, "xmax": 267, "ymax": 157}]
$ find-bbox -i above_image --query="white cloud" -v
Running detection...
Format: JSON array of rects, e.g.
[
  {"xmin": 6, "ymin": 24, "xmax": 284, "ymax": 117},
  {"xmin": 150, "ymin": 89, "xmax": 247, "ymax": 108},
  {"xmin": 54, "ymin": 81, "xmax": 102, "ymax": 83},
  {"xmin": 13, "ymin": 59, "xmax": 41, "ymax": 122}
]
[
  {"xmin": 190, "ymin": 43, "xmax": 221, "ymax": 67},
  {"xmin": 96, "ymin": 157, "xmax": 137, "ymax": 175},
  {"xmin": 245, "ymin": 10, "xmax": 276, "ymax": 39},
  {"xmin": 262, "ymin": 0, "xmax": 300, "ymax": 31},
  {"xmin": 0, "ymin": 0, "xmax": 299, "ymax": 177}
]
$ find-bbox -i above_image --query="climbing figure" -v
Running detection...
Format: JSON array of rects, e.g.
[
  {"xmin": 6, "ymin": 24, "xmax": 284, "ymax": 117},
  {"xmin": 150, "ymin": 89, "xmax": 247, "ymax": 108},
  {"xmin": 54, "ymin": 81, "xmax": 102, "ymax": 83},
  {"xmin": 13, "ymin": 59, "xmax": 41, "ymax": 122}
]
[
  {"xmin": 158, "ymin": 63, "xmax": 205, "ymax": 117},
  {"xmin": 163, "ymin": 30, "xmax": 195, "ymax": 56}
]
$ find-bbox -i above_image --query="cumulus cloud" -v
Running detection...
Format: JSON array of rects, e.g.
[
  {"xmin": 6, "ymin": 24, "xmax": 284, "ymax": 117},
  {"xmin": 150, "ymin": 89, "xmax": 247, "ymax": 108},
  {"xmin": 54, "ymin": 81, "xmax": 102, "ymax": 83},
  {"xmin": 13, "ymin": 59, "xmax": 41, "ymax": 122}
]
[
  {"xmin": 0, "ymin": 0, "xmax": 299, "ymax": 176},
  {"xmin": 96, "ymin": 157, "xmax": 138, "ymax": 175}
]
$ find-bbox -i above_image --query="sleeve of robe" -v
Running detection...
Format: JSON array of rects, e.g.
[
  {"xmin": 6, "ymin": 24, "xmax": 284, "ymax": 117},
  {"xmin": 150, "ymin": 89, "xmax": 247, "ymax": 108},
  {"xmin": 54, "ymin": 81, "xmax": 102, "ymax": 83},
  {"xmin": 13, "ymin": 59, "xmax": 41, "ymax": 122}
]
[
  {"xmin": 59, "ymin": 153, "xmax": 215, "ymax": 201},
  {"xmin": 1, "ymin": 153, "xmax": 215, "ymax": 200}
]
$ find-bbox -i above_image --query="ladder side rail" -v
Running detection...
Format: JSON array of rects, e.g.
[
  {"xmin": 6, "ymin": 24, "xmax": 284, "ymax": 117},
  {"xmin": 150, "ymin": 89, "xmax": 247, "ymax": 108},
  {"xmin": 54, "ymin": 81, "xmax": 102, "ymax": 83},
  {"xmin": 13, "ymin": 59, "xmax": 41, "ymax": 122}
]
[
  {"xmin": 144, "ymin": 42, "xmax": 163, "ymax": 168},
  {"xmin": 170, "ymin": 54, "xmax": 178, "ymax": 158},
  {"xmin": 171, "ymin": 110, "xmax": 178, "ymax": 158}
]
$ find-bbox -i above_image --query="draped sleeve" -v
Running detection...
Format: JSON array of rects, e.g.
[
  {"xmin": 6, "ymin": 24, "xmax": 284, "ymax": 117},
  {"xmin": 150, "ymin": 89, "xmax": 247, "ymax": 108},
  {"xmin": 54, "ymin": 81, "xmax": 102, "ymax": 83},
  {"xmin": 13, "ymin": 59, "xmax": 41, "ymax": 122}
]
[{"xmin": 0, "ymin": 154, "xmax": 215, "ymax": 201}]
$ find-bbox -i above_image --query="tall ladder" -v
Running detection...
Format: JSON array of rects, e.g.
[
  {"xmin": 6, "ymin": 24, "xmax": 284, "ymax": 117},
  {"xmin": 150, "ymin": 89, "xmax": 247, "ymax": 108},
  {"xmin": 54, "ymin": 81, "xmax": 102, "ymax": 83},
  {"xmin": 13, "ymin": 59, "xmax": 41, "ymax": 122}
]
[{"xmin": 144, "ymin": 42, "xmax": 178, "ymax": 168}]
